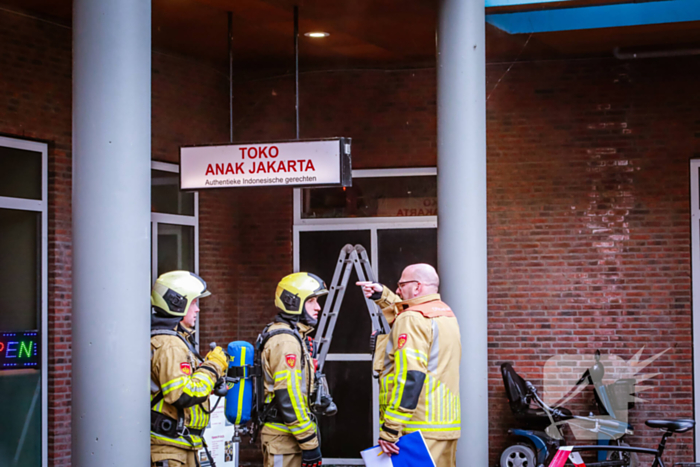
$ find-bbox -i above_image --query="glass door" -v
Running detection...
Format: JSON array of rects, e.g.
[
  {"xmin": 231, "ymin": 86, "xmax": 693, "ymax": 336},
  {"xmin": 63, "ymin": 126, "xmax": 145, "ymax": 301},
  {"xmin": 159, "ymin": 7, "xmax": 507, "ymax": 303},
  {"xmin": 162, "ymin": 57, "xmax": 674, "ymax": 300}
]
[{"xmin": 299, "ymin": 230, "xmax": 374, "ymax": 461}]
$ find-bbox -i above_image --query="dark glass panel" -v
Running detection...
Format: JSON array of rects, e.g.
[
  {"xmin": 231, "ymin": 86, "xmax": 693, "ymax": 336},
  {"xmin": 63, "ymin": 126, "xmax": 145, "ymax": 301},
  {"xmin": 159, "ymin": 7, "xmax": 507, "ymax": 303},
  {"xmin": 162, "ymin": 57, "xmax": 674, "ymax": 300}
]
[
  {"xmin": 152, "ymin": 170, "xmax": 195, "ymax": 215},
  {"xmin": 299, "ymin": 230, "xmax": 372, "ymax": 354},
  {"xmin": 377, "ymin": 228, "xmax": 438, "ymax": 289},
  {"xmin": 0, "ymin": 147, "xmax": 41, "ymax": 200},
  {"xmin": 318, "ymin": 361, "xmax": 373, "ymax": 459}
]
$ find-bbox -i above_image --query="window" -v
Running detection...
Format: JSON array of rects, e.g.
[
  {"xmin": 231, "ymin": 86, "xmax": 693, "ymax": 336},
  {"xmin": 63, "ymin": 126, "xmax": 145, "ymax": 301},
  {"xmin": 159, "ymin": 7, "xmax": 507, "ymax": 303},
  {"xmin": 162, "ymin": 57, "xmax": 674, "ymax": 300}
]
[
  {"xmin": 299, "ymin": 168, "xmax": 437, "ymax": 221},
  {"xmin": 0, "ymin": 136, "xmax": 47, "ymax": 467},
  {"xmin": 151, "ymin": 162, "xmax": 199, "ymax": 340}
]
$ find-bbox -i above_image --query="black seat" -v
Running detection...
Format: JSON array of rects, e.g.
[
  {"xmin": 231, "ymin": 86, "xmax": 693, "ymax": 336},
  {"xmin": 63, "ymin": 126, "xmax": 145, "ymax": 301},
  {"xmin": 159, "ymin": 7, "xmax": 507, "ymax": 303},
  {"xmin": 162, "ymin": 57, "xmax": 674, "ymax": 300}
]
[
  {"xmin": 645, "ymin": 419, "xmax": 695, "ymax": 433},
  {"xmin": 501, "ymin": 362, "xmax": 572, "ymax": 431}
]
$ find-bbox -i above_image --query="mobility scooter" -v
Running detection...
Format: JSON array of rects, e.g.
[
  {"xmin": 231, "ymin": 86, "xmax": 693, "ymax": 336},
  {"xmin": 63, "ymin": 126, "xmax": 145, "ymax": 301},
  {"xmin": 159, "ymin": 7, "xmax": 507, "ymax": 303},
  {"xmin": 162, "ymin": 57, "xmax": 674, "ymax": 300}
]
[{"xmin": 499, "ymin": 353, "xmax": 635, "ymax": 467}]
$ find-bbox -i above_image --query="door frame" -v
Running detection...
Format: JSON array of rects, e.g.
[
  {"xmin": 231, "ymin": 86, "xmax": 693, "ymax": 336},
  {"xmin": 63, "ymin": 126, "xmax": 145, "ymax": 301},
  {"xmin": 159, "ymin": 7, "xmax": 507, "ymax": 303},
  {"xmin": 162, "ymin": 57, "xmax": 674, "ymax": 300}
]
[
  {"xmin": 691, "ymin": 159, "xmax": 700, "ymax": 460},
  {"xmin": 0, "ymin": 135, "xmax": 48, "ymax": 467},
  {"xmin": 293, "ymin": 168, "xmax": 437, "ymax": 465}
]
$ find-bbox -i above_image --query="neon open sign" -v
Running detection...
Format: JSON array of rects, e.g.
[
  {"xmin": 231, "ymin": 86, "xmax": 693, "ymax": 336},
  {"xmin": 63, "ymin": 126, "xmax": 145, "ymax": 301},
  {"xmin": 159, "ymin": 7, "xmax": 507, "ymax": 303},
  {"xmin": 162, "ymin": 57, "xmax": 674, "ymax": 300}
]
[{"xmin": 0, "ymin": 331, "xmax": 40, "ymax": 370}]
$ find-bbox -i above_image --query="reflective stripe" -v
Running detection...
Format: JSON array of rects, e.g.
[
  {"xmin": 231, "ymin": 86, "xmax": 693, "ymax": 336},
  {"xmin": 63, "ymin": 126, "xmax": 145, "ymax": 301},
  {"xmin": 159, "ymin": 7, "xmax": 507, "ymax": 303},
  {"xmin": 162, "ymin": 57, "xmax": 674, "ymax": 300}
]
[
  {"xmin": 161, "ymin": 372, "xmax": 215, "ymax": 398},
  {"xmin": 150, "ymin": 432, "xmax": 203, "ymax": 449},
  {"xmin": 161, "ymin": 377, "xmax": 187, "ymax": 395},
  {"xmin": 183, "ymin": 378, "xmax": 213, "ymax": 397},
  {"xmin": 274, "ymin": 454, "xmax": 284, "ymax": 467},
  {"xmin": 269, "ymin": 366, "xmax": 314, "ymax": 435},
  {"xmin": 391, "ymin": 350, "xmax": 408, "ymax": 409},
  {"xmin": 424, "ymin": 375, "xmax": 429, "ymax": 421},
  {"xmin": 264, "ymin": 420, "xmax": 316, "ymax": 435},
  {"xmin": 265, "ymin": 422, "xmax": 292, "ymax": 433},
  {"xmin": 384, "ymin": 330, "xmax": 394, "ymax": 368},
  {"xmin": 287, "ymin": 370, "xmax": 308, "ymax": 423},
  {"xmin": 289, "ymin": 419, "xmax": 316, "ymax": 434},
  {"xmin": 385, "ymin": 409, "xmax": 412, "ymax": 422},
  {"xmin": 235, "ymin": 347, "xmax": 247, "ymax": 424},
  {"xmin": 403, "ymin": 423, "xmax": 460, "ymax": 431},
  {"xmin": 190, "ymin": 406, "xmax": 197, "ymax": 428},
  {"xmin": 428, "ymin": 320, "xmax": 439, "ymax": 373},
  {"xmin": 405, "ymin": 349, "xmax": 428, "ymax": 366},
  {"xmin": 432, "ymin": 377, "xmax": 438, "ymax": 422},
  {"xmin": 439, "ymin": 384, "xmax": 444, "ymax": 421}
]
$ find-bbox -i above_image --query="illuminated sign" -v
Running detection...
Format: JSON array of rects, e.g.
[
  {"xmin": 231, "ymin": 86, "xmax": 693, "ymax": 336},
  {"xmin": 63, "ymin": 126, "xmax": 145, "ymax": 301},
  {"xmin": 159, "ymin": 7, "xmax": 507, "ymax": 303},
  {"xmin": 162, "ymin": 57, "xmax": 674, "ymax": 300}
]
[
  {"xmin": 0, "ymin": 331, "xmax": 40, "ymax": 370},
  {"xmin": 180, "ymin": 138, "xmax": 352, "ymax": 190}
]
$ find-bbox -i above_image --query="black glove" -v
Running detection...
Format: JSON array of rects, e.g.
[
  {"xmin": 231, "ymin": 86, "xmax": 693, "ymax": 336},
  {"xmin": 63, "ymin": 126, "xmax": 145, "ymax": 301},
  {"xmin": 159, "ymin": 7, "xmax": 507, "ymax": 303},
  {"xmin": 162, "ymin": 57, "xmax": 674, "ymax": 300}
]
[
  {"xmin": 302, "ymin": 446, "xmax": 322, "ymax": 467},
  {"xmin": 212, "ymin": 376, "xmax": 228, "ymax": 397}
]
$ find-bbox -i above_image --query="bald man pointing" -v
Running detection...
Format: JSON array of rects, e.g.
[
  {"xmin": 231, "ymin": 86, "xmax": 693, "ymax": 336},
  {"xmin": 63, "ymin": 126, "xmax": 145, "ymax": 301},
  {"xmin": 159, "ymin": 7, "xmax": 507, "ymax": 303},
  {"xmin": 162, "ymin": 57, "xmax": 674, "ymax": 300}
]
[{"xmin": 357, "ymin": 264, "xmax": 461, "ymax": 467}]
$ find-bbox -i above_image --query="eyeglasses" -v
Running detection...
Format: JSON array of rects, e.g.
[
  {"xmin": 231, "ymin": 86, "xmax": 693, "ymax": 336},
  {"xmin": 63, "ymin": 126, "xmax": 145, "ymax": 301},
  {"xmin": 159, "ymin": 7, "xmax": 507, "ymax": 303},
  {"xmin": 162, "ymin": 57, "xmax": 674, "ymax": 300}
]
[{"xmin": 397, "ymin": 280, "xmax": 419, "ymax": 289}]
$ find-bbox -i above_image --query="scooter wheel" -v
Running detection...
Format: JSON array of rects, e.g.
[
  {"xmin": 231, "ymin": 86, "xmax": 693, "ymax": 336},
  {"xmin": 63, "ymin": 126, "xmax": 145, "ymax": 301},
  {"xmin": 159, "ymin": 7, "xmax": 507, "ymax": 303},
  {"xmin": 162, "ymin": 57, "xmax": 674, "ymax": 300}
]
[{"xmin": 500, "ymin": 443, "xmax": 536, "ymax": 467}]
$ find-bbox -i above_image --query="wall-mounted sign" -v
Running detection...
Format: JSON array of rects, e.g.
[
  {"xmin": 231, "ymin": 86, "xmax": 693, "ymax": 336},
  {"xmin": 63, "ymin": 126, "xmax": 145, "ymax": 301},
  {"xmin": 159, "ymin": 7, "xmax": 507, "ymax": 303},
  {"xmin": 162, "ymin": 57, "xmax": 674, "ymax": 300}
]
[
  {"xmin": 0, "ymin": 331, "xmax": 40, "ymax": 370},
  {"xmin": 180, "ymin": 138, "xmax": 352, "ymax": 190},
  {"xmin": 199, "ymin": 400, "xmax": 237, "ymax": 466}
]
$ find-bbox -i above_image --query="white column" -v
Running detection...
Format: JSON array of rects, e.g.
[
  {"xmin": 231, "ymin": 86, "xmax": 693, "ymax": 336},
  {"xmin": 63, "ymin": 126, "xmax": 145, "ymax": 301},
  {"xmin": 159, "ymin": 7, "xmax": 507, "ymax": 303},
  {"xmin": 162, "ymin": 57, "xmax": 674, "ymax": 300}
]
[
  {"xmin": 437, "ymin": 0, "xmax": 488, "ymax": 465},
  {"xmin": 72, "ymin": 0, "xmax": 151, "ymax": 465}
]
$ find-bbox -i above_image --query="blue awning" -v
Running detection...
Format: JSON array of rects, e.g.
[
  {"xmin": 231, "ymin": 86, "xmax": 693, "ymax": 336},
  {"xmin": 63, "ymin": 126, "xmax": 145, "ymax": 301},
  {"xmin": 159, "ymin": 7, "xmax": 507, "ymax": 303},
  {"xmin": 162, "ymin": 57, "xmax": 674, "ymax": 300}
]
[{"xmin": 486, "ymin": 0, "xmax": 700, "ymax": 34}]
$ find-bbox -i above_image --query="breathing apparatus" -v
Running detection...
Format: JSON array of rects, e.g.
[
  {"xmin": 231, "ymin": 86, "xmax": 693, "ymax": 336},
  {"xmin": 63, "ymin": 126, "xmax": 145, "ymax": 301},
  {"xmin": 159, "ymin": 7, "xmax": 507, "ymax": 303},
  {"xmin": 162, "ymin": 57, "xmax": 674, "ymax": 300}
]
[{"xmin": 223, "ymin": 272, "xmax": 337, "ymax": 443}]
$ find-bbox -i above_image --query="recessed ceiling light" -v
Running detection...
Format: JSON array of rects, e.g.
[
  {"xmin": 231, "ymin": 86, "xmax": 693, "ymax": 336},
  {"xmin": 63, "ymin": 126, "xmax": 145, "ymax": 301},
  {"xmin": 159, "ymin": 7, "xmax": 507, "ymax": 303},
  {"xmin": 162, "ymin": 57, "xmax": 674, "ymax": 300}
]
[{"xmin": 304, "ymin": 32, "xmax": 329, "ymax": 38}]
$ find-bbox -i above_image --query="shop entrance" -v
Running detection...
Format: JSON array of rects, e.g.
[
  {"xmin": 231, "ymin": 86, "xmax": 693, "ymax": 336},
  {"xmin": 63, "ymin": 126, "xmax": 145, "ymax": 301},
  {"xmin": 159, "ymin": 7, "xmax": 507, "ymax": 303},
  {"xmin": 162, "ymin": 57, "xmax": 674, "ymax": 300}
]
[{"xmin": 293, "ymin": 168, "xmax": 437, "ymax": 464}]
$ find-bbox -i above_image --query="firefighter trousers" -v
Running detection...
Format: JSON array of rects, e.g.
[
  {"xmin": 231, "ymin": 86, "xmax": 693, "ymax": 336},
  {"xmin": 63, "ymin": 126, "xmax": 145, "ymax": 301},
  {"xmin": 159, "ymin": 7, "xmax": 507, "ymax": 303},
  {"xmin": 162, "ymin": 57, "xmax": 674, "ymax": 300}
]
[
  {"xmin": 151, "ymin": 444, "xmax": 199, "ymax": 467},
  {"xmin": 261, "ymin": 433, "xmax": 302, "ymax": 467},
  {"xmin": 424, "ymin": 438, "xmax": 458, "ymax": 467}
]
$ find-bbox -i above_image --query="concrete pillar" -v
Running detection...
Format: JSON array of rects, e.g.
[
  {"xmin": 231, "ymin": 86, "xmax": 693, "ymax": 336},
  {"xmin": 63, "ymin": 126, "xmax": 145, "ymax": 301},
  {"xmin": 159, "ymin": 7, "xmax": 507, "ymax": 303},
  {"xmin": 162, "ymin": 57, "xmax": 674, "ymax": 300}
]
[
  {"xmin": 436, "ymin": 0, "xmax": 488, "ymax": 466},
  {"xmin": 72, "ymin": 0, "xmax": 151, "ymax": 465}
]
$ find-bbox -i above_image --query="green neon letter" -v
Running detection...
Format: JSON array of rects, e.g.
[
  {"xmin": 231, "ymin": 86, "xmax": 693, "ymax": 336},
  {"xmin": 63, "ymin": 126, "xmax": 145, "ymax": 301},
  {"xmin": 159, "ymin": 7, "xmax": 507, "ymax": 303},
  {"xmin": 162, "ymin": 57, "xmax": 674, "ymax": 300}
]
[{"xmin": 19, "ymin": 341, "xmax": 32, "ymax": 358}]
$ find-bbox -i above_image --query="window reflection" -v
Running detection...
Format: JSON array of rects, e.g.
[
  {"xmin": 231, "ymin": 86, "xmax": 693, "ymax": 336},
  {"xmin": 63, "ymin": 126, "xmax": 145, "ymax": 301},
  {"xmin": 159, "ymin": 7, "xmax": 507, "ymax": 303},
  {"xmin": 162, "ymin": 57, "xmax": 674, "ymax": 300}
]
[
  {"xmin": 152, "ymin": 170, "xmax": 195, "ymax": 216},
  {"xmin": 302, "ymin": 176, "xmax": 436, "ymax": 218}
]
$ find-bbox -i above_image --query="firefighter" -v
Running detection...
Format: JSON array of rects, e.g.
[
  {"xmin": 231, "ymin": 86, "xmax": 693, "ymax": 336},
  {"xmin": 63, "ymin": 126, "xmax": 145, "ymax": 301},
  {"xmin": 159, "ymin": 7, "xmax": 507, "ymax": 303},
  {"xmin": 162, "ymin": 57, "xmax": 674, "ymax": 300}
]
[
  {"xmin": 150, "ymin": 271, "xmax": 229, "ymax": 467},
  {"xmin": 259, "ymin": 272, "xmax": 328, "ymax": 467},
  {"xmin": 357, "ymin": 263, "xmax": 461, "ymax": 467}
]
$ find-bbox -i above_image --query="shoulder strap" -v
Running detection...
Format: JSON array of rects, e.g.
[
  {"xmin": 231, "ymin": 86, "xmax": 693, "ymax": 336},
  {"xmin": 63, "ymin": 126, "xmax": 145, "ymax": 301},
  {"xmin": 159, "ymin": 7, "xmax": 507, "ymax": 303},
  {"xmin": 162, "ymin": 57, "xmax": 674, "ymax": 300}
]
[
  {"xmin": 151, "ymin": 392, "xmax": 164, "ymax": 408},
  {"xmin": 151, "ymin": 328, "xmax": 203, "ymax": 360},
  {"xmin": 257, "ymin": 325, "xmax": 306, "ymax": 369}
]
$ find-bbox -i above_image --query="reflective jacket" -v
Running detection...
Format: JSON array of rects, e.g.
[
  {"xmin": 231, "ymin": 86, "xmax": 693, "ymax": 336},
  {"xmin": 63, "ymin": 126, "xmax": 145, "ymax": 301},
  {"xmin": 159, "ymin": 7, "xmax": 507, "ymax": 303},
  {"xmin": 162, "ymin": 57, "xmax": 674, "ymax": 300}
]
[
  {"xmin": 260, "ymin": 320, "xmax": 319, "ymax": 451},
  {"xmin": 150, "ymin": 320, "xmax": 225, "ymax": 451},
  {"xmin": 374, "ymin": 287, "xmax": 462, "ymax": 442}
]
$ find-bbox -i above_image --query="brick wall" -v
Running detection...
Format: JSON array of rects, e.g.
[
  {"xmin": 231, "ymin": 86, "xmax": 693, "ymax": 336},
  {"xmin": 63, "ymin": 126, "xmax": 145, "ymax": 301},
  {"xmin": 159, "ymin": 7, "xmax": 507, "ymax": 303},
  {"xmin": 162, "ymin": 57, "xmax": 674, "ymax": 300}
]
[
  {"xmin": 486, "ymin": 58, "xmax": 696, "ymax": 465},
  {"xmin": 0, "ymin": 8, "xmax": 230, "ymax": 465},
  {"xmin": 2, "ymin": 5, "xmax": 699, "ymax": 465},
  {"xmin": 0, "ymin": 9, "xmax": 74, "ymax": 466},
  {"xmin": 230, "ymin": 59, "xmax": 698, "ymax": 465}
]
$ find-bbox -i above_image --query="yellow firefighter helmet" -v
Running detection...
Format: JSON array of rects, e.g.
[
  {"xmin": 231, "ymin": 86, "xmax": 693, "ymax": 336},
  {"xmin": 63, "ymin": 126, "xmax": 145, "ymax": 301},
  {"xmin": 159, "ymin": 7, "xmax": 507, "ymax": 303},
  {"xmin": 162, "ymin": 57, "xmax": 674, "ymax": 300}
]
[
  {"xmin": 151, "ymin": 271, "xmax": 211, "ymax": 317},
  {"xmin": 275, "ymin": 272, "xmax": 328, "ymax": 314}
]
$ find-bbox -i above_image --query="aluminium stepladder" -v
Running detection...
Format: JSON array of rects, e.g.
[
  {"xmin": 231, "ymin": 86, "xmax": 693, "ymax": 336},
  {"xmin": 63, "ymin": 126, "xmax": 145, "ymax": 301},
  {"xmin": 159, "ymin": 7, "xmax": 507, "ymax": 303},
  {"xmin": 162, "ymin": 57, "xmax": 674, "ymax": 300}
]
[{"xmin": 314, "ymin": 244, "xmax": 392, "ymax": 372}]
